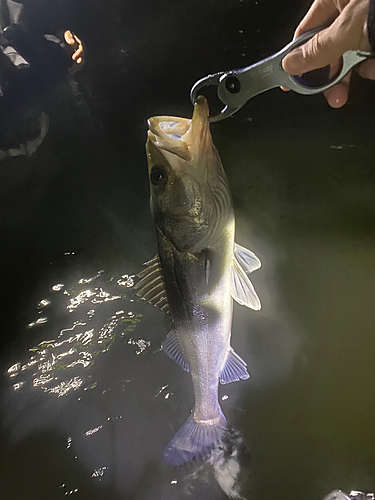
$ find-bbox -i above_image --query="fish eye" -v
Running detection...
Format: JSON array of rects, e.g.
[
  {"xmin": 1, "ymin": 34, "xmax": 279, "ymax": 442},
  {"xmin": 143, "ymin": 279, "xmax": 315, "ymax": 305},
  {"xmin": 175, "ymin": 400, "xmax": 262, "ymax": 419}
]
[{"xmin": 150, "ymin": 165, "xmax": 167, "ymax": 186}]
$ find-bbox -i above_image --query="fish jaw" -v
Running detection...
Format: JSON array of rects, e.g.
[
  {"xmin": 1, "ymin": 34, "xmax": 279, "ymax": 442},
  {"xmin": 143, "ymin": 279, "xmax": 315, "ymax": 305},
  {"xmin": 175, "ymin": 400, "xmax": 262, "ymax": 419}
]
[
  {"xmin": 146, "ymin": 95, "xmax": 212, "ymax": 178},
  {"xmin": 146, "ymin": 96, "xmax": 232, "ymax": 253},
  {"xmin": 147, "ymin": 117, "xmax": 192, "ymax": 164}
]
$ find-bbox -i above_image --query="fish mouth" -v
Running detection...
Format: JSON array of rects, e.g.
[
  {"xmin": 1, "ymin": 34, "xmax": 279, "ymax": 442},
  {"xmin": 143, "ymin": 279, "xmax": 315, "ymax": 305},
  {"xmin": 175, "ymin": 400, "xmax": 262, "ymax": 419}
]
[{"xmin": 147, "ymin": 96, "xmax": 210, "ymax": 162}]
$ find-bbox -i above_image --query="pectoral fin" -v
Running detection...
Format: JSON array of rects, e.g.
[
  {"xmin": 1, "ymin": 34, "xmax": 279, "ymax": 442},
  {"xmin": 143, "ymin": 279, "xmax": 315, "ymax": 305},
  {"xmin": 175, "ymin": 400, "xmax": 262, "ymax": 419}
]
[
  {"xmin": 234, "ymin": 243, "xmax": 261, "ymax": 273},
  {"xmin": 162, "ymin": 330, "xmax": 189, "ymax": 372},
  {"xmin": 205, "ymin": 250, "xmax": 211, "ymax": 287},
  {"xmin": 220, "ymin": 348, "xmax": 249, "ymax": 384},
  {"xmin": 231, "ymin": 243, "xmax": 261, "ymax": 310},
  {"xmin": 134, "ymin": 256, "xmax": 171, "ymax": 315}
]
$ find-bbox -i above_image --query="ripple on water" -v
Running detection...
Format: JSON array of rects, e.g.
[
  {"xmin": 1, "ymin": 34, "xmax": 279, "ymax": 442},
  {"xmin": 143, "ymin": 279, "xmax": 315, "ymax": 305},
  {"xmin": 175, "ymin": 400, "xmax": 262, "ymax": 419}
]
[
  {"xmin": 6, "ymin": 270, "xmax": 144, "ymax": 398},
  {"xmin": 4, "ymin": 268, "xmax": 251, "ymax": 499},
  {"xmin": 91, "ymin": 466, "xmax": 108, "ymax": 480}
]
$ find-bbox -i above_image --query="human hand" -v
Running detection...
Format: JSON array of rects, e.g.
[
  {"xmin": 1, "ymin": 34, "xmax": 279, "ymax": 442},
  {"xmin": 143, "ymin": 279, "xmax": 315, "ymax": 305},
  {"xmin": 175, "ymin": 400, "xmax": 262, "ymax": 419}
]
[
  {"xmin": 64, "ymin": 30, "xmax": 84, "ymax": 66},
  {"xmin": 282, "ymin": 0, "xmax": 375, "ymax": 108}
]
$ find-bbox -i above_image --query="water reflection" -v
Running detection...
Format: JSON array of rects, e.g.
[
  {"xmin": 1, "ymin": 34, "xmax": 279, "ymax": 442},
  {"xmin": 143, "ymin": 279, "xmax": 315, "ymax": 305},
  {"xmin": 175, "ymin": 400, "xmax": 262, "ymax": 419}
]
[
  {"xmin": 160, "ymin": 427, "xmax": 250, "ymax": 499},
  {"xmin": 7, "ymin": 271, "xmax": 140, "ymax": 399},
  {"xmin": 211, "ymin": 427, "xmax": 250, "ymax": 499},
  {"xmin": 3, "ymin": 266, "xmax": 256, "ymax": 498}
]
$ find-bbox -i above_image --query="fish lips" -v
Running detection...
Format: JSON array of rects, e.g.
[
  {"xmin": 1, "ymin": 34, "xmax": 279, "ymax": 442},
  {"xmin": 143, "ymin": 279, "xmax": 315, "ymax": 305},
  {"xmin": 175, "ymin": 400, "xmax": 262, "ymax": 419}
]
[{"xmin": 146, "ymin": 95, "xmax": 211, "ymax": 164}]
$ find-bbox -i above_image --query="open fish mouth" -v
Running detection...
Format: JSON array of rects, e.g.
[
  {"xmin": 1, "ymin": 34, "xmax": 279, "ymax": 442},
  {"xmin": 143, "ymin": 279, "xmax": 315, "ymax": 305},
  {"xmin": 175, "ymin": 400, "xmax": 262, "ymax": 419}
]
[{"xmin": 147, "ymin": 96, "xmax": 210, "ymax": 162}]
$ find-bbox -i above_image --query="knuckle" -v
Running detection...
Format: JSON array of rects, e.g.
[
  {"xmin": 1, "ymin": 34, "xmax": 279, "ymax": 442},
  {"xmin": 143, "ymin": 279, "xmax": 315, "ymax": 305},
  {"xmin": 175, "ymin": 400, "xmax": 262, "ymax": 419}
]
[{"xmin": 302, "ymin": 31, "xmax": 336, "ymax": 65}]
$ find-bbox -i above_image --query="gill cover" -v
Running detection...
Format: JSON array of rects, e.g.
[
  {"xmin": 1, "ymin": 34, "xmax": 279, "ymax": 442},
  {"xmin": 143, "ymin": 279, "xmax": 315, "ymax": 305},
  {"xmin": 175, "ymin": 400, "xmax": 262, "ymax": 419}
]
[{"xmin": 146, "ymin": 96, "xmax": 232, "ymax": 253}]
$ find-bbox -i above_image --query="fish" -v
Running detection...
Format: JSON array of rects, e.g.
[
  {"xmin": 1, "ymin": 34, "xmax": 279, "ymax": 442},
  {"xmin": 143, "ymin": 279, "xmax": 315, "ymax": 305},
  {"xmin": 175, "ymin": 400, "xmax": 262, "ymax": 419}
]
[{"xmin": 135, "ymin": 95, "xmax": 261, "ymax": 466}]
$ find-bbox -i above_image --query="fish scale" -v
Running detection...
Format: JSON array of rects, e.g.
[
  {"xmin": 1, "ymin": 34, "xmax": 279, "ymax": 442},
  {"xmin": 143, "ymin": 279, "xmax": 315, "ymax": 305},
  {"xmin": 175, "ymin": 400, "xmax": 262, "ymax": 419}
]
[{"xmin": 136, "ymin": 95, "xmax": 261, "ymax": 465}]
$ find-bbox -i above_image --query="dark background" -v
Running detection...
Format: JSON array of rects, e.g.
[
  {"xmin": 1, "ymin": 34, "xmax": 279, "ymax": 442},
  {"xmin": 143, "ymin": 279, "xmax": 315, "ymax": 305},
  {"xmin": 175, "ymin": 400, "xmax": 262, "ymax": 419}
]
[{"xmin": 1, "ymin": 0, "xmax": 375, "ymax": 499}]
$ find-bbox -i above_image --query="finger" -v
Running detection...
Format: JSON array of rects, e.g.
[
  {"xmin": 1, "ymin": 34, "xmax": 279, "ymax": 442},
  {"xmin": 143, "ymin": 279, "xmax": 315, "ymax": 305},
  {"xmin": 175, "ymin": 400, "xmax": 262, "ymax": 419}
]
[
  {"xmin": 324, "ymin": 82, "xmax": 348, "ymax": 107},
  {"xmin": 72, "ymin": 45, "xmax": 83, "ymax": 61},
  {"xmin": 64, "ymin": 30, "xmax": 75, "ymax": 46},
  {"xmin": 294, "ymin": 0, "xmax": 340, "ymax": 39},
  {"xmin": 71, "ymin": 34, "xmax": 83, "ymax": 62},
  {"xmin": 283, "ymin": 20, "xmax": 353, "ymax": 75},
  {"xmin": 323, "ymin": 69, "xmax": 351, "ymax": 107},
  {"xmin": 285, "ymin": 0, "xmax": 371, "ymax": 75},
  {"xmin": 281, "ymin": 57, "xmax": 341, "ymax": 93},
  {"xmin": 357, "ymin": 59, "xmax": 375, "ymax": 79},
  {"xmin": 73, "ymin": 34, "xmax": 83, "ymax": 47}
]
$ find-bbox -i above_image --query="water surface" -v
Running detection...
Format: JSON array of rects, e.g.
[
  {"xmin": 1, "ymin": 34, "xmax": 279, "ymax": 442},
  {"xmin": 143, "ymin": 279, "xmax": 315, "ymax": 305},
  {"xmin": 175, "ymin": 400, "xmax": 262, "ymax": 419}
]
[{"xmin": 1, "ymin": 0, "xmax": 375, "ymax": 498}]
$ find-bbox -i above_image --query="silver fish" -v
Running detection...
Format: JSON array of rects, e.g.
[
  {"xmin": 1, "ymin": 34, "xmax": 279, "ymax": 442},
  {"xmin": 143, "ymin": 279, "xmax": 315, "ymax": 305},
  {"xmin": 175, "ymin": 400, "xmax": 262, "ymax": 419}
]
[{"xmin": 135, "ymin": 96, "xmax": 261, "ymax": 465}]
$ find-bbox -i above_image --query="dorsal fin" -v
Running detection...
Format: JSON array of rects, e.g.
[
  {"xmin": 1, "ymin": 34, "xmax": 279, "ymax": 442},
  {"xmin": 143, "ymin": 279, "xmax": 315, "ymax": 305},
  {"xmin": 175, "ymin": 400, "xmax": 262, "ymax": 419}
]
[
  {"xmin": 134, "ymin": 256, "xmax": 171, "ymax": 315},
  {"xmin": 231, "ymin": 243, "xmax": 261, "ymax": 311}
]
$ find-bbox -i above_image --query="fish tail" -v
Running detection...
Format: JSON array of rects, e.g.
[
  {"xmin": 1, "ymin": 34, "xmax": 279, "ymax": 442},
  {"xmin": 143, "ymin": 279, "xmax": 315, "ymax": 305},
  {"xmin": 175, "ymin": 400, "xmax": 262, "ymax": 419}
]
[{"xmin": 163, "ymin": 410, "xmax": 227, "ymax": 466}]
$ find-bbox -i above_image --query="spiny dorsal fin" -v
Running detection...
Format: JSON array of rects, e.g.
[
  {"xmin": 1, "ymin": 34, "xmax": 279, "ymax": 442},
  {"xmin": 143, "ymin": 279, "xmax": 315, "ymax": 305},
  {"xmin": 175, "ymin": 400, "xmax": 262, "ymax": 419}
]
[
  {"xmin": 162, "ymin": 330, "xmax": 189, "ymax": 372},
  {"xmin": 220, "ymin": 348, "xmax": 249, "ymax": 384},
  {"xmin": 231, "ymin": 244, "xmax": 261, "ymax": 311},
  {"xmin": 134, "ymin": 256, "xmax": 171, "ymax": 315}
]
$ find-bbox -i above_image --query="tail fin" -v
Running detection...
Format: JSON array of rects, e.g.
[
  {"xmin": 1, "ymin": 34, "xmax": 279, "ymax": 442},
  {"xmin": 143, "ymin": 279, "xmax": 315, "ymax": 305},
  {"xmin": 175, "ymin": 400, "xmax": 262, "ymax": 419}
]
[{"xmin": 163, "ymin": 411, "xmax": 227, "ymax": 466}]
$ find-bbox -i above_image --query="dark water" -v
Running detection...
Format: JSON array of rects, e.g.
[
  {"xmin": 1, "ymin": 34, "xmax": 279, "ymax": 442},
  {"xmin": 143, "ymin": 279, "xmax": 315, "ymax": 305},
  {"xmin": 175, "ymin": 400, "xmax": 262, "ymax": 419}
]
[{"xmin": 1, "ymin": 0, "xmax": 375, "ymax": 498}]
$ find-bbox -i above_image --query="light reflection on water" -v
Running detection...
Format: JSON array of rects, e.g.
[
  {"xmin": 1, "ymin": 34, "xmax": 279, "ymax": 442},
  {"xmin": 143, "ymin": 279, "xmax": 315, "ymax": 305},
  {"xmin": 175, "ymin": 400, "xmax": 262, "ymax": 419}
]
[
  {"xmin": 7, "ymin": 271, "xmax": 142, "ymax": 399},
  {"xmin": 2, "ymin": 266, "xmax": 252, "ymax": 499},
  {"xmin": 159, "ymin": 427, "xmax": 250, "ymax": 500}
]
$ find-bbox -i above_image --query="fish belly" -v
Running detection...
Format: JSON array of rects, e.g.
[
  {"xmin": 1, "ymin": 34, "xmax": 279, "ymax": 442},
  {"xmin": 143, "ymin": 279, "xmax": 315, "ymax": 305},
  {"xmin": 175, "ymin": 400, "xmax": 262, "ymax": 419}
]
[
  {"xmin": 177, "ymin": 268, "xmax": 233, "ymax": 420},
  {"xmin": 158, "ymin": 219, "xmax": 234, "ymax": 465}
]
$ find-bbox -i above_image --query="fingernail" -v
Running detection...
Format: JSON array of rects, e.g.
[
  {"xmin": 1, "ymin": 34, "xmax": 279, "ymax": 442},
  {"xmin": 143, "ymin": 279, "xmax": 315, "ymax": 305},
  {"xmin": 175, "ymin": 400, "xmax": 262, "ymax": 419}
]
[
  {"xmin": 283, "ymin": 49, "xmax": 306, "ymax": 74},
  {"xmin": 331, "ymin": 97, "xmax": 343, "ymax": 108}
]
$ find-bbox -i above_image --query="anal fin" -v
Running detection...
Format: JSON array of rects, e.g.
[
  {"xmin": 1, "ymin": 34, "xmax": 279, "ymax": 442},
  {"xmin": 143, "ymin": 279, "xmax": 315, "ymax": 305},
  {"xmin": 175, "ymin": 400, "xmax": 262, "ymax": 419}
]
[
  {"xmin": 162, "ymin": 330, "xmax": 189, "ymax": 372},
  {"xmin": 220, "ymin": 348, "xmax": 249, "ymax": 384}
]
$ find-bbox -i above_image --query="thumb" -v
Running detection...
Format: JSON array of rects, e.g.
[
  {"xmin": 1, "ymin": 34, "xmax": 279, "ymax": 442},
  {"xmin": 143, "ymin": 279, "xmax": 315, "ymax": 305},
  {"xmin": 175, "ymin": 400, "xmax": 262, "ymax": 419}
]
[{"xmin": 282, "ymin": 26, "xmax": 348, "ymax": 75}]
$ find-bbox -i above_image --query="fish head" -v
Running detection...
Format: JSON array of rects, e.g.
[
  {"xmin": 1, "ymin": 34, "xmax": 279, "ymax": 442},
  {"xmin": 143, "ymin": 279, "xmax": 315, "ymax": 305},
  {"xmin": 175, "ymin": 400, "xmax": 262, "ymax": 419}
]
[{"xmin": 146, "ymin": 96, "xmax": 232, "ymax": 253}]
